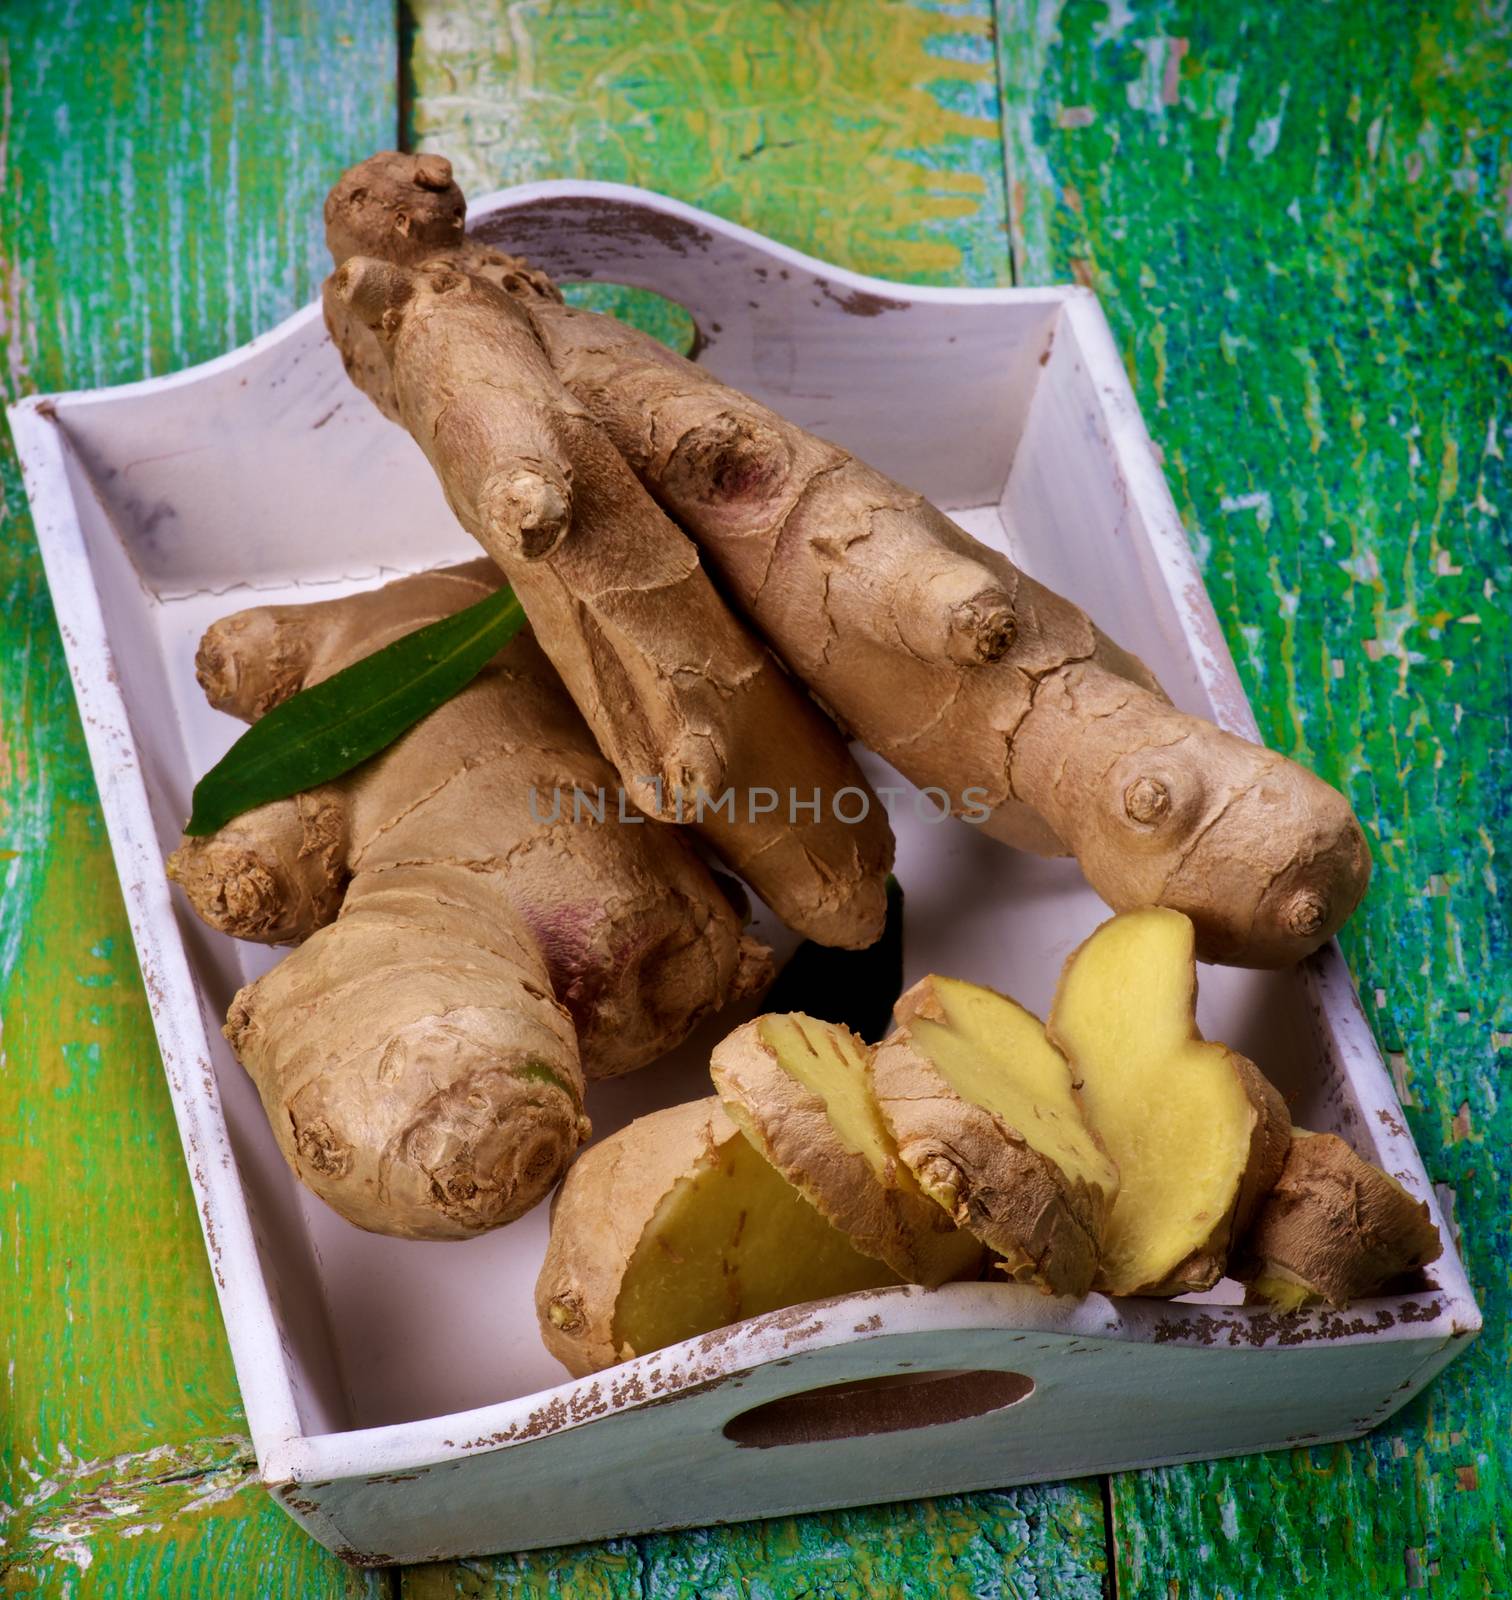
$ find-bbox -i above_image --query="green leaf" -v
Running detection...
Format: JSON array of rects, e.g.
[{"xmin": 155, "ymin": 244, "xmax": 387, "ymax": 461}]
[
  {"xmin": 763, "ymin": 875, "xmax": 905, "ymax": 1041},
  {"xmin": 185, "ymin": 585, "xmax": 526, "ymax": 837}
]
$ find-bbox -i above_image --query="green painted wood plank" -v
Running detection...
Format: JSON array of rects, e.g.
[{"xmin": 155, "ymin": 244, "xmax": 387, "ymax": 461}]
[
  {"xmin": 997, "ymin": 0, "xmax": 1510, "ymax": 1594},
  {"xmin": 2, "ymin": 1455, "xmax": 386, "ymax": 1600},
  {"xmin": 405, "ymin": 2, "xmax": 1111, "ymax": 1593},
  {"xmin": 407, "ymin": 0, "xmax": 1014, "ymax": 288},
  {"xmin": 0, "ymin": 2, "xmax": 396, "ymax": 1592},
  {"xmin": 400, "ymin": 1486, "xmax": 1109, "ymax": 1600}
]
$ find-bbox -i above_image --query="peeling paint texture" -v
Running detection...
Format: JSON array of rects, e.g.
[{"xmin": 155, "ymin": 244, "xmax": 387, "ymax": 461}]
[
  {"xmin": 0, "ymin": 2, "xmax": 394, "ymax": 1596},
  {"xmin": 3, "ymin": 0, "xmax": 1509, "ymax": 1596}
]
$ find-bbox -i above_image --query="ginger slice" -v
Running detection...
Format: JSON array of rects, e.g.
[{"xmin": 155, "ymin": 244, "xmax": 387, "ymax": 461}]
[
  {"xmin": 536, "ymin": 1097, "xmax": 897, "ymax": 1376},
  {"xmin": 871, "ymin": 975, "xmax": 1118, "ymax": 1296},
  {"xmin": 710, "ymin": 1014, "xmax": 984, "ymax": 1287},
  {"xmin": 1048, "ymin": 908, "xmax": 1290, "ymax": 1296},
  {"xmin": 1234, "ymin": 1129, "xmax": 1442, "ymax": 1310}
]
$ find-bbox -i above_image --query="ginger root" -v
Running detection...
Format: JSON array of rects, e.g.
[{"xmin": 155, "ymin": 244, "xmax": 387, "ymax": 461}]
[
  {"xmin": 169, "ymin": 566, "xmax": 785, "ymax": 1238},
  {"xmin": 320, "ymin": 150, "xmax": 561, "ymax": 426},
  {"xmin": 226, "ymin": 880, "xmax": 585, "ymax": 1239},
  {"xmin": 535, "ymin": 940, "xmax": 1425, "ymax": 1370},
  {"xmin": 525, "ymin": 298, "xmax": 1370, "ymax": 967},
  {"xmin": 171, "ymin": 561, "xmax": 767, "ymax": 1079},
  {"xmin": 536, "ymin": 1097, "xmax": 898, "ymax": 1377},
  {"xmin": 710, "ymin": 1013, "xmax": 984, "ymax": 1287},
  {"xmin": 870, "ymin": 975, "xmax": 1118, "ymax": 1297},
  {"xmin": 316, "ymin": 146, "xmax": 1370, "ymax": 969},
  {"xmin": 1233, "ymin": 1130, "xmax": 1442, "ymax": 1311},
  {"xmin": 178, "ymin": 587, "xmax": 591, "ymax": 1238},
  {"xmin": 1048, "ymin": 908, "xmax": 1290, "ymax": 1295},
  {"xmin": 321, "ymin": 154, "xmax": 894, "ymax": 951}
]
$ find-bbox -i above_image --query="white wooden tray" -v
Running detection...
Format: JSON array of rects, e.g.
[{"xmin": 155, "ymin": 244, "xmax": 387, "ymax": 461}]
[{"xmin": 9, "ymin": 181, "xmax": 1478, "ymax": 1566}]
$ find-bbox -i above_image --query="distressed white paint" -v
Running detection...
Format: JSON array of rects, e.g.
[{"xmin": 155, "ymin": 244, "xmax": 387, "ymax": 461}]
[{"xmin": 9, "ymin": 183, "xmax": 1479, "ymax": 1566}]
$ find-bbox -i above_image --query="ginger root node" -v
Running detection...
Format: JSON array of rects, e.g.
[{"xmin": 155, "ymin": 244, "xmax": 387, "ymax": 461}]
[
  {"xmin": 215, "ymin": 859, "xmax": 281, "ymax": 928},
  {"xmin": 914, "ymin": 1150, "xmax": 966, "ymax": 1214},
  {"xmin": 294, "ymin": 1117, "xmax": 353, "ymax": 1179},
  {"xmin": 666, "ymin": 414, "xmax": 790, "ymax": 505},
  {"xmin": 547, "ymin": 1296, "xmax": 584, "ymax": 1333},
  {"xmin": 949, "ymin": 592, "xmax": 1016, "ymax": 665},
  {"xmin": 1283, "ymin": 889, "xmax": 1329, "ymax": 939},
  {"xmin": 412, "ymin": 154, "xmax": 453, "ymax": 191},
  {"xmin": 1124, "ymin": 776, "xmax": 1171, "ymax": 825},
  {"xmin": 478, "ymin": 464, "xmax": 572, "ymax": 559},
  {"xmin": 423, "ymin": 266, "xmax": 468, "ymax": 294}
]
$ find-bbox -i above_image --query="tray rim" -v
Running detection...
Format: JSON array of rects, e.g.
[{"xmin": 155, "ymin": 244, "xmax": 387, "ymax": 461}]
[{"xmin": 7, "ymin": 178, "xmax": 1480, "ymax": 1495}]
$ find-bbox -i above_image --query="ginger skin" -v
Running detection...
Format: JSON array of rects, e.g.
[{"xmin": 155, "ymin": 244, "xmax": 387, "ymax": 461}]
[
  {"xmin": 321, "ymin": 150, "xmax": 560, "ymax": 426},
  {"xmin": 192, "ymin": 642, "xmax": 593, "ymax": 1238},
  {"xmin": 321, "ymin": 165, "xmax": 894, "ymax": 949},
  {"xmin": 226, "ymin": 871, "xmax": 586, "ymax": 1239},
  {"xmin": 171, "ymin": 561, "xmax": 769, "ymax": 1082},
  {"xmin": 523, "ymin": 301, "xmax": 1371, "ymax": 968},
  {"xmin": 315, "ymin": 151, "xmax": 1373, "ymax": 968},
  {"xmin": 1233, "ymin": 1130, "xmax": 1442, "ymax": 1310}
]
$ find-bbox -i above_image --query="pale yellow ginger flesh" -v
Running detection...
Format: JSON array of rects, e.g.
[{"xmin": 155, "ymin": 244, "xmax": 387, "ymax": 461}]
[
  {"xmin": 906, "ymin": 978, "xmax": 1117, "ymax": 1208},
  {"xmin": 1048, "ymin": 908, "xmax": 1289, "ymax": 1296},
  {"xmin": 871, "ymin": 975, "xmax": 1118, "ymax": 1296},
  {"xmin": 711, "ymin": 1014, "xmax": 984, "ymax": 1286},
  {"xmin": 757, "ymin": 1014, "xmax": 897, "ymax": 1172},
  {"xmin": 613, "ymin": 1120, "xmax": 898, "ymax": 1362},
  {"xmin": 536, "ymin": 1097, "xmax": 896, "ymax": 1376},
  {"xmin": 1234, "ymin": 1129, "xmax": 1441, "ymax": 1311}
]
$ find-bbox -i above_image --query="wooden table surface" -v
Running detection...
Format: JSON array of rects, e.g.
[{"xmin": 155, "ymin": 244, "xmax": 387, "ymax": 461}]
[{"xmin": 2, "ymin": 3, "xmax": 1507, "ymax": 1594}]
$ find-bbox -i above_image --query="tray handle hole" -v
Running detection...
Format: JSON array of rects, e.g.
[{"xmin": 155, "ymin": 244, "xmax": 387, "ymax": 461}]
[
  {"xmin": 559, "ymin": 282, "xmax": 700, "ymax": 358},
  {"xmin": 723, "ymin": 1368, "xmax": 1034, "ymax": 1450}
]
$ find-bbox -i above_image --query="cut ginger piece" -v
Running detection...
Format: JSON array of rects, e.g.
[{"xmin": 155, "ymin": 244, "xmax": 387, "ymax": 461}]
[
  {"xmin": 1233, "ymin": 1129, "xmax": 1442, "ymax": 1311},
  {"xmin": 711, "ymin": 1014, "xmax": 985, "ymax": 1287},
  {"xmin": 1048, "ymin": 908, "xmax": 1290, "ymax": 1297},
  {"xmin": 871, "ymin": 975, "xmax": 1119, "ymax": 1296},
  {"xmin": 536, "ymin": 1097, "xmax": 897, "ymax": 1376}
]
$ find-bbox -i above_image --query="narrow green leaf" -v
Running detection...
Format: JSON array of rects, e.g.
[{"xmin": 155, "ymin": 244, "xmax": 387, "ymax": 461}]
[
  {"xmin": 763, "ymin": 875, "xmax": 905, "ymax": 1041},
  {"xmin": 184, "ymin": 585, "xmax": 526, "ymax": 837}
]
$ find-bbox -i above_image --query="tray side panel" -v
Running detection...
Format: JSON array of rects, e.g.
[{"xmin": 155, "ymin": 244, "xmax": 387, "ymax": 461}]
[
  {"xmin": 8, "ymin": 402, "xmax": 320, "ymax": 1450},
  {"xmin": 1003, "ymin": 292, "xmax": 1465, "ymax": 1278},
  {"xmin": 274, "ymin": 1324, "xmax": 1455, "ymax": 1564},
  {"xmin": 49, "ymin": 311, "xmax": 470, "ymax": 598}
]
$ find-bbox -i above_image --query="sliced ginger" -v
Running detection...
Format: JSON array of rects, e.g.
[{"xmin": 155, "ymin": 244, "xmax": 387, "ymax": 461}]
[
  {"xmin": 871, "ymin": 976, "xmax": 1118, "ymax": 1296},
  {"xmin": 1048, "ymin": 908, "xmax": 1290, "ymax": 1296},
  {"xmin": 711, "ymin": 1014, "xmax": 984, "ymax": 1287},
  {"xmin": 1234, "ymin": 1129, "xmax": 1442, "ymax": 1311},
  {"xmin": 536, "ymin": 1098, "xmax": 897, "ymax": 1376}
]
